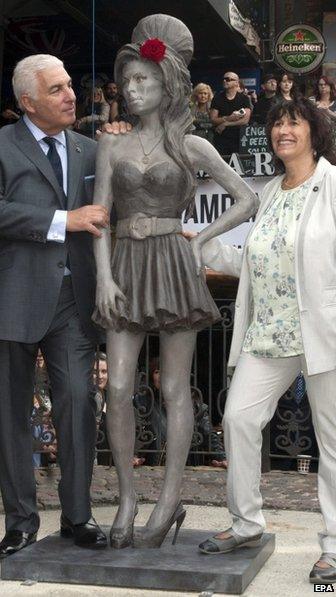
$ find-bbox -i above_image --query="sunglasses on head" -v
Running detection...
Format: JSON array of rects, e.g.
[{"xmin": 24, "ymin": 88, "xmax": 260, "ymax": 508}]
[{"xmin": 223, "ymin": 77, "xmax": 237, "ymax": 82}]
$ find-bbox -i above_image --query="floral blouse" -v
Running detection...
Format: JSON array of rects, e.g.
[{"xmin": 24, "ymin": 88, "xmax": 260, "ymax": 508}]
[{"xmin": 242, "ymin": 178, "xmax": 312, "ymax": 358}]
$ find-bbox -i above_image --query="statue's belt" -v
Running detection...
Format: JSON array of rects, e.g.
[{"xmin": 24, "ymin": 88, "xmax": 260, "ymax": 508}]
[{"xmin": 116, "ymin": 213, "xmax": 182, "ymax": 240}]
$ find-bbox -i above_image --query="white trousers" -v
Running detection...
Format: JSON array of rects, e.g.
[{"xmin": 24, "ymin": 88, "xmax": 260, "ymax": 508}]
[{"xmin": 224, "ymin": 352, "xmax": 336, "ymax": 553}]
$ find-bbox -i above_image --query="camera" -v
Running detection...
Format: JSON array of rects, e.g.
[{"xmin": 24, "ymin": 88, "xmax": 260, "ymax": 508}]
[{"xmin": 238, "ymin": 108, "xmax": 246, "ymax": 116}]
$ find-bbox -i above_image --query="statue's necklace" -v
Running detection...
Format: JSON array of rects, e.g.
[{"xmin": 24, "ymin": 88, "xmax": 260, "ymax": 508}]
[{"xmin": 136, "ymin": 129, "xmax": 164, "ymax": 164}]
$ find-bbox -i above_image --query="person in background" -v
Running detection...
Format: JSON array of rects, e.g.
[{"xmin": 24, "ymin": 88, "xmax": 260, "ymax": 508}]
[
  {"xmin": 109, "ymin": 93, "xmax": 123, "ymax": 122},
  {"xmin": 252, "ymin": 73, "xmax": 277, "ymax": 124},
  {"xmin": 134, "ymin": 358, "xmax": 227, "ymax": 467},
  {"xmin": 93, "ymin": 352, "xmax": 110, "ymax": 466},
  {"xmin": 31, "ymin": 351, "xmax": 57, "ymax": 468},
  {"xmin": 109, "ymin": 91, "xmax": 138, "ymax": 127},
  {"xmin": 75, "ymin": 86, "xmax": 109, "ymax": 136},
  {"xmin": 31, "ymin": 396, "xmax": 57, "ymax": 468},
  {"xmin": 276, "ymin": 71, "xmax": 299, "ymax": 103},
  {"xmin": 238, "ymin": 80, "xmax": 257, "ymax": 111},
  {"xmin": 210, "ymin": 71, "xmax": 251, "ymax": 156},
  {"xmin": 0, "ymin": 98, "xmax": 20, "ymax": 127},
  {"xmin": 190, "ymin": 83, "xmax": 214, "ymax": 144},
  {"xmin": 102, "ymin": 81, "xmax": 118, "ymax": 107},
  {"xmin": 309, "ymin": 75, "xmax": 336, "ymax": 123},
  {"xmin": 199, "ymin": 97, "xmax": 336, "ymax": 585},
  {"xmin": 103, "ymin": 81, "xmax": 130, "ymax": 125},
  {"xmin": 93, "ymin": 351, "xmax": 108, "ymax": 419},
  {"xmin": 94, "ymin": 353, "xmax": 145, "ymax": 467}
]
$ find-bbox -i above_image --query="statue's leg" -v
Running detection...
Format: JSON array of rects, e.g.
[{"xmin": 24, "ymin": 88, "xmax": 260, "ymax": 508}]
[
  {"xmin": 146, "ymin": 329, "xmax": 197, "ymax": 529},
  {"xmin": 105, "ymin": 329, "xmax": 145, "ymax": 531}
]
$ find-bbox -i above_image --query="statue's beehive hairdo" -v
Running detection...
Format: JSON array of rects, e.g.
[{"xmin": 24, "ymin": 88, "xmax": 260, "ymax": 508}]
[{"xmin": 131, "ymin": 13, "xmax": 193, "ymax": 67}]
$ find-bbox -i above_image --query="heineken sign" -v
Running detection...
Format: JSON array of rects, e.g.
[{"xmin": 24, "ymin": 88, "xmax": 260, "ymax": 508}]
[{"xmin": 275, "ymin": 25, "xmax": 326, "ymax": 74}]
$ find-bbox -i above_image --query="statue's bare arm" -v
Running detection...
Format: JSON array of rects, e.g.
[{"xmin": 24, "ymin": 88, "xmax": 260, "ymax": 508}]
[
  {"xmin": 93, "ymin": 134, "xmax": 127, "ymax": 319},
  {"xmin": 184, "ymin": 135, "xmax": 259, "ymax": 272}
]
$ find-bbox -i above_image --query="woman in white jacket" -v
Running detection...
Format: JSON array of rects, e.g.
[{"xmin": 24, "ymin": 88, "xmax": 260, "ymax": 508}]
[{"xmin": 198, "ymin": 97, "xmax": 336, "ymax": 584}]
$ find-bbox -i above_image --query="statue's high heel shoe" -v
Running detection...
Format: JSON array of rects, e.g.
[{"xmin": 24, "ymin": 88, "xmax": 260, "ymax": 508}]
[
  {"xmin": 110, "ymin": 502, "xmax": 138, "ymax": 549},
  {"xmin": 134, "ymin": 502, "xmax": 186, "ymax": 549}
]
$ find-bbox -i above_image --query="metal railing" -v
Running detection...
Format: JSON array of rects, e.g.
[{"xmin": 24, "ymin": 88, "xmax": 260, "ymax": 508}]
[{"xmin": 31, "ymin": 298, "xmax": 318, "ymax": 468}]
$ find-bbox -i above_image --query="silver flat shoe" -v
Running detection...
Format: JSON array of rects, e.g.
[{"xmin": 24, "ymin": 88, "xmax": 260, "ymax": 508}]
[
  {"xmin": 199, "ymin": 528, "xmax": 263, "ymax": 554},
  {"xmin": 310, "ymin": 553, "xmax": 336, "ymax": 583}
]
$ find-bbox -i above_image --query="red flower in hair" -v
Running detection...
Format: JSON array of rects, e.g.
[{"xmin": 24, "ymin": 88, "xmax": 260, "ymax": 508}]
[{"xmin": 140, "ymin": 38, "xmax": 166, "ymax": 63}]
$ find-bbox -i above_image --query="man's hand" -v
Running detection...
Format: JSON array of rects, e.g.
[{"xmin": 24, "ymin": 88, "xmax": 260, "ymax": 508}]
[
  {"xmin": 215, "ymin": 122, "xmax": 226, "ymax": 134},
  {"xmin": 66, "ymin": 205, "xmax": 109, "ymax": 237},
  {"xmin": 97, "ymin": 121, "xmax": 132, "ymax": 137},
  {"xmin": 232, "ymin": 110, "xmax": 244, "ymax": 120}
]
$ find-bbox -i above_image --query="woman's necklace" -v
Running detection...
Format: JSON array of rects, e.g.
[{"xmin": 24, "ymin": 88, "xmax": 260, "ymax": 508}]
[
  {"xmin": 136, "ymin": 129, "xmax": 164, "ymax": 164},
  {"xmin": 282, "ymin": 164, "xmax": 316, "ymax": 190}
]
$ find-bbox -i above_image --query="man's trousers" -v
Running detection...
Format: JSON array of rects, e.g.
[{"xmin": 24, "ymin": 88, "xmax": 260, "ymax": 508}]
[{"xmin": 0, "ymin": 277, "xmax": 97, "ymax": 533}]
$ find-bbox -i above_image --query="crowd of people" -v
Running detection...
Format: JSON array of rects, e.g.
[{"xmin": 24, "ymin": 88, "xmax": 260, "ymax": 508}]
[
  {"xmin": 67, "ymin": 68, "xmax": 336, "ymax": 154},
  {"xmin": 191, "ymin": 70, "xmax": 336, "ymax": 155},
  {"xmin": 2, "ymin": 69, "xmax": 336, "ymax": 156}
]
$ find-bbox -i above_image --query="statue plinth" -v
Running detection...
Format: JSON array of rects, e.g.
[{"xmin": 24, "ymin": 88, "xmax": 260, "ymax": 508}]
[{"xmin": 1, "ymin": 527, "xmax": 275, "ymax": 594}]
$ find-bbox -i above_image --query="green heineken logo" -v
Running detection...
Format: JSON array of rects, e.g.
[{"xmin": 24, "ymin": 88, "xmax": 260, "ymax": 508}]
[{"xmin": 275, "ymin": 25, "xmax": 325, "ymax": 74}]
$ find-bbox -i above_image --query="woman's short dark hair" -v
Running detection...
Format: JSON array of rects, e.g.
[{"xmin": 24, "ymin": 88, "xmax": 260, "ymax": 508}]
[{"xmin": 266, "ymin": 97, "xmax": 336, "ymax": 172}]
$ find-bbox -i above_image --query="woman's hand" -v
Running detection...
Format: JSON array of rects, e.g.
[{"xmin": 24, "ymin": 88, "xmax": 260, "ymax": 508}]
[
  {"xmin": 95, "ymin": 277, "xmax": 127, "ymax": 321},
  {"xmin": 190, "ymin": 234, "xmax": 204, "ymax": 276}
]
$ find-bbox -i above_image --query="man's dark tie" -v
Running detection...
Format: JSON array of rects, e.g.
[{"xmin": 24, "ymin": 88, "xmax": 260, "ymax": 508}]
[
  {"xmin": 43, "ymin": 137, "xmax": 64, "ymax": 191},
  {"xmin": 43, "ymin": 136, "xmax": 69, "ymax": 269}
]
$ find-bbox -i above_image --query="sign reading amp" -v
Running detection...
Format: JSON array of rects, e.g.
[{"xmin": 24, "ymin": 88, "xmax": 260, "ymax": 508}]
[{"xmin": 275, "ymin": 25, "xmax": 326, "ymax": 74}]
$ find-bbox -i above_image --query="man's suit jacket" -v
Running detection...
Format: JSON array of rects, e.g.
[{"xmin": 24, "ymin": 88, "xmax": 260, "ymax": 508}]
[{"xmin": 0, "ymin": 118, "xmax": 101, "ymax": 343}]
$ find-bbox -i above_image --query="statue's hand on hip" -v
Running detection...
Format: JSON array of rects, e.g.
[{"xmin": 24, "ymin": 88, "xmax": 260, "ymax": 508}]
[
  {"xmin": 190, "ymin": 235, "xmax": 204, "ymax": 276},
  {"xmin": 95, "ymin": 278, "xmax": 127, "ymax": 321}
]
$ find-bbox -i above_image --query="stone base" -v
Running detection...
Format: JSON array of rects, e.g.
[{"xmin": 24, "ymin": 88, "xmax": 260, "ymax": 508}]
[{"xmin": 1, "ymin": 528, "xmax": 275, "ymax": 594}]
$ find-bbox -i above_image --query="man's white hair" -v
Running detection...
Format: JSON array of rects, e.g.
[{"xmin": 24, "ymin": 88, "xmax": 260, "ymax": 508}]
[{"xmin": 12, "ymin": 54, "xmax": 64, "ymax": 110}]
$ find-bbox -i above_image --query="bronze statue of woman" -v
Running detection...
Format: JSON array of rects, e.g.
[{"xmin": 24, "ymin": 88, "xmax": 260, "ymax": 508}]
[{"xmin": 93, "ymin": 13, "xmax": 258, "ymax": 549}]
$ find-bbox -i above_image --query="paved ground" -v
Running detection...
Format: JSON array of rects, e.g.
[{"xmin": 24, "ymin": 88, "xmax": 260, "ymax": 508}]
[
  {"xmin": 0, "ymin": 505, "xmax": 324, "ymax": 597},
  {"xmin": 0, "ymin": 467, "xmax": 323, "ymax": 596},
  {"xmin": 0, "ymin": 465, "xmax": 319, "ymax": 514}
]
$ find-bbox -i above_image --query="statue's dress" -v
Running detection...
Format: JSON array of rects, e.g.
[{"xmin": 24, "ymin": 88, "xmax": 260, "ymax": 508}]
[{"xmin": 93, "ymin": 159, "xmax": 221, "ymax": 332}]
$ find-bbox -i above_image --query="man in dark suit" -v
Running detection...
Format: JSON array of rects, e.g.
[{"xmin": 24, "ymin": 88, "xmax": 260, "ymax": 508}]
[{"xmin": 0, "ymin": 54, "xmax": 109, "ymax": 557}]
